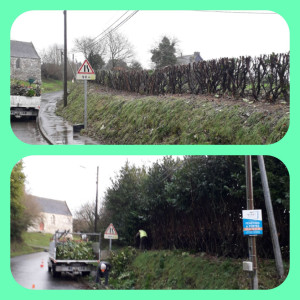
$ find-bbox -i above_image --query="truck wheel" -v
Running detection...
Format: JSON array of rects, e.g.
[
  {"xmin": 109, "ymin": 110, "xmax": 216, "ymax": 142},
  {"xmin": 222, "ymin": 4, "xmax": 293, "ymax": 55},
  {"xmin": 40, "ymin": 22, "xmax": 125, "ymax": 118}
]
[{"xmin": 51, "ymin": 266, "xmax": 60, "ymax": 278}]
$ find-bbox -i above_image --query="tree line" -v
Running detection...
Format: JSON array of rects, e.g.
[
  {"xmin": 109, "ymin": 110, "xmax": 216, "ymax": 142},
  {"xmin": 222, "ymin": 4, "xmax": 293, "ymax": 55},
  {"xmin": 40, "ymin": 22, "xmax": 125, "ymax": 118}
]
[
  {"xmin": 78, "ymin": 156, "xmax": 289, "ymax": 259},
  {"xmin": 40, "ymin": 32, "xmax": 141, "ymax": 81},
  {"xmin": 40, "ymin": 34, "xmax": 178, "ymax": 81},
  {"xmin": 10, "ymin": 161, "xmax": 40, "ymax": 242}
]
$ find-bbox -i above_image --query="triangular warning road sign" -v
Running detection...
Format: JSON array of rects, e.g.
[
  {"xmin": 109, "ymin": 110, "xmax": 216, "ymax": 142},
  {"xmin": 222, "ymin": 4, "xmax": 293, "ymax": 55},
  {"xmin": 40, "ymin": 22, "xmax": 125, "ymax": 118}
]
[
  {"xmin": 104, "ymin": 223, "xmax": 118, "ymax": 239},
  {"xmin": 77, "ymin": 59, "xmax": 95, "ymax": 74}
]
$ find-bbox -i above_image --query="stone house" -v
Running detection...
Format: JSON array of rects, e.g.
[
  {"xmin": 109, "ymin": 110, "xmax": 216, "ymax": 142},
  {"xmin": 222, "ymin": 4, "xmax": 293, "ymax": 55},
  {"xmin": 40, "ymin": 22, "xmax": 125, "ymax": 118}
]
[
  {"xmin": 176, "ymin": 51, "xmax": 204, "ymax": 65},
  {"xmin": 10, "ymin": 40, "xmax": 41, "ymax": 83},
  {"xmin": 28, "ymin": 196, "xmax": 73, "ymax": 234}
]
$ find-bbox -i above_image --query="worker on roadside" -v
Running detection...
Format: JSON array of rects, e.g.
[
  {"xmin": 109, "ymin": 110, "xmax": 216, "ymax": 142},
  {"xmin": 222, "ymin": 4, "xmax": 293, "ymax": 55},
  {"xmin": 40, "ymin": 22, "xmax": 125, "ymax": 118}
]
[
  {"xmin": 95, "ymin": 261, "xmax": 111, "ymax": 286},
  {"xmin": 135, "ymin": 229, "xmax": 148, "ymax": 250}
]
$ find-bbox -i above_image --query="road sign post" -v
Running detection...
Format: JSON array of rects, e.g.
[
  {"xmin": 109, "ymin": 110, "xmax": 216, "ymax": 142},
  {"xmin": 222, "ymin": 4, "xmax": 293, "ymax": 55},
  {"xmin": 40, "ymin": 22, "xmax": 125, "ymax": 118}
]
[
  {"xmin": 84, "ymin": 79, "xmax": 87, "ymax": 129},
  {"xmin": 76, "ymin": 60, "xmax": 96, "ymax": 129}
]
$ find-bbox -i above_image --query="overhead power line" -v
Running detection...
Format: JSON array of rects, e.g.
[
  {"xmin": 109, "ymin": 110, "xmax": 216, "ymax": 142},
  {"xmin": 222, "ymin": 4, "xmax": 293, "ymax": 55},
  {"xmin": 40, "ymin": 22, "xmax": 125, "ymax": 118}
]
[
  {"xmin": 91, "ymin": 11, "xmax": 130, "ymax": 43},
  {"xmin": 89, "ymin": 10, "xmax": 139, "ymax": 49},
  {"xmin": 194, "ymin": 10, "xmax": 277, "ymax": 15}
]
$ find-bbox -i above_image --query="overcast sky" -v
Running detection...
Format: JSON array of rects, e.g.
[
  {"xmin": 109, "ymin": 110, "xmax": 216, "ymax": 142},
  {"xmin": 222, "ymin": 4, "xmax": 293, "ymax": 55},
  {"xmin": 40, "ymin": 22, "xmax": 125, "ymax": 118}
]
[
  {"xmin": 22, "ymin": 155, "xmax": 181, "ymax": 215},
  {"xmin": 10, "ymin": 10, "xmax": 290, "ymax": 68}
]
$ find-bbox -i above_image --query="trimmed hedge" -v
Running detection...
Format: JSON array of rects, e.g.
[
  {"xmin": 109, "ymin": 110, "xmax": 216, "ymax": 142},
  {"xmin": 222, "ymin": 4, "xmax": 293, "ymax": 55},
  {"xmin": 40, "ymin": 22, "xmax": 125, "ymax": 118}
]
[{"xmin": 95, "ymin": 52, "xmax": 289, "ymax": 102}]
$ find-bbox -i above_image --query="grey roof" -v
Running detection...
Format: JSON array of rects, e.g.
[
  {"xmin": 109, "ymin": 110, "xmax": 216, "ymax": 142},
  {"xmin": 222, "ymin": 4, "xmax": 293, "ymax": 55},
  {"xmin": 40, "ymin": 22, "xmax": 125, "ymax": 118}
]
[
  {"xmin": 32, "ymin": 196, "xmax": 72, "ymax": 216},
  {"xmin": 176, "ymin": 52, "xmax": 204, "ymax": 65},
  {"xmin": 10, "ymin": 40, "xmax": 40, "ymax": 59}
]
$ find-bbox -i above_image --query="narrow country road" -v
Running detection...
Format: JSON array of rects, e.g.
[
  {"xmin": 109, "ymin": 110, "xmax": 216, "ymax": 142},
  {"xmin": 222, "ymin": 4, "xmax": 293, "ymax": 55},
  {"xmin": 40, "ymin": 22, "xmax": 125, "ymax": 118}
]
[{"xmin": 11, "ymin": 252, "xmax": 90, "ymax": 290}]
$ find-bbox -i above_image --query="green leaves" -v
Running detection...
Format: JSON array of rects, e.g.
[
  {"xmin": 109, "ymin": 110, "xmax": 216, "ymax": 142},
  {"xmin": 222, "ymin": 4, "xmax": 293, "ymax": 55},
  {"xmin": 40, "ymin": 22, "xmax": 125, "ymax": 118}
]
[
  {"xmin": 103, "ymin": 156, "xmax": 289, "ymax": 258},
  {"xmin": 110, "ymin": 247, "xmax": 137, "ymax": 278},
  {"xmin": 10, "ymin": 161, "xmax": 26, "ymax": 242},
  {"xmin": 56, "ymin": 240, "xmax": 95, "ymax": 260},
  {"xmin": 150, "ymin": 36, "xmax": 177, "ymax": 69}
]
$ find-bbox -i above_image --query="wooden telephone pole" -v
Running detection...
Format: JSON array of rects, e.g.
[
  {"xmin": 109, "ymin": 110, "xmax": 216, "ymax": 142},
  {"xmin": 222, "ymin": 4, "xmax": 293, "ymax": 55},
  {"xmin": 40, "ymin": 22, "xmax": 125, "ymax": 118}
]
[
  {"xmin": 94, "ymin": 166, "xmax": 99, "ymax": 232},
  {"xmin": 63, "ymin": 10, "xmax": 67, "ymax": 107},
  {"xmin": 245, "ymin": 156, "xmax": 259, "ymax": 289}
]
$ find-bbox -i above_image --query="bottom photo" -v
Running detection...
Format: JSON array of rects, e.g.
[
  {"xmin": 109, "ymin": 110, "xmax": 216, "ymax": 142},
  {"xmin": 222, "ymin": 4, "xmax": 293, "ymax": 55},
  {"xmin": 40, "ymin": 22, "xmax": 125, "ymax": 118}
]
[{"xmin": 10, "ymin": 155, "xmax": 289, "ymax": 290}]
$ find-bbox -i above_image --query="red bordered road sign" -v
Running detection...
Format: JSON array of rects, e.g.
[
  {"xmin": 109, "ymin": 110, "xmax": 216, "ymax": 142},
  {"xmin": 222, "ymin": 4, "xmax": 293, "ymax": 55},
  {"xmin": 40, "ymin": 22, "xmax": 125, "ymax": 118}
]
[
  {"xmin": 104, "ymin": 223, "xmax": 118, "ymax": 239},
  {"xmin": 76, "ymin": 59, "xmax": 96, "ymax": 80}
]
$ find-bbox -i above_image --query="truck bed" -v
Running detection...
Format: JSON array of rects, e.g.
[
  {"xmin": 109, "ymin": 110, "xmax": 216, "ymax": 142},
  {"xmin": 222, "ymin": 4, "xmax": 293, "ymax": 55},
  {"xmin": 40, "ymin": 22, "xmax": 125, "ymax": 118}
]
[
  {"xmin": 10, "ymin": 95, "xmax": 41, "ymax": 108},
  {"xmin": 48, "ymin": 232, "xmax": 101, "ymax": 277},
  {"xmin": 10, "ymin": 95, "xmax": 41, "ymax": 118}
]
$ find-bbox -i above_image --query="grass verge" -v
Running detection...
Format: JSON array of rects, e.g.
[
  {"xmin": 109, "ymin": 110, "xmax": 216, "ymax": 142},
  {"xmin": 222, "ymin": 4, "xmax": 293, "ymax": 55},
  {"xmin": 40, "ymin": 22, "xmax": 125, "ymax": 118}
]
[
  {"xmin": 41, "ymin": 79, "xmax": 72, "ymax": 93},
  {"xmin": 102, "ymin": 248, "xmax": 289, "ymax": 290},
  {"xmin": 56, "ymin": 83, "xmax": 289, "ymax": 145},
  {"xmin": 10, "ymin": 232, "xmax": 52, "ymax": 257}
]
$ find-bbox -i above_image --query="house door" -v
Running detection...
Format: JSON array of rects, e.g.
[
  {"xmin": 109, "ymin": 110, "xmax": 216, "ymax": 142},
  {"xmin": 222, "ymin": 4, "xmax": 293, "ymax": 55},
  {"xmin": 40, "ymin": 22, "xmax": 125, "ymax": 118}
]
[{"xmin": 39, "ymin": 222, "xmax": 44, "ymax": 231}]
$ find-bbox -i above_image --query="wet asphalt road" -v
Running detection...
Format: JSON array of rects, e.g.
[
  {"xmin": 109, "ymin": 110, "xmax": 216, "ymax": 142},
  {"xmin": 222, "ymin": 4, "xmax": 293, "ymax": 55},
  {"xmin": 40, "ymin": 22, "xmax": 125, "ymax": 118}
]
[
  {"xmin": 11, "ymin": 252, "xmax": 90, "ymax": 290},
  {"xmin": 11, "ymin": 91, "xmax": 100, "ymax": 145},
  {"xmin": 10, "ymin": 118, "xmax": 48, "ymax": 145}
]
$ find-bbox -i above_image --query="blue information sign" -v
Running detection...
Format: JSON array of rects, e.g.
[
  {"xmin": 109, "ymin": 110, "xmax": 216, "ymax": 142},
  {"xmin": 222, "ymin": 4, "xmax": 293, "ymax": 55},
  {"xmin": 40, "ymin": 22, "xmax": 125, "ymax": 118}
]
[{"xmin": 242, "ymin": 210, "xmax": 263, "ymax": 236}]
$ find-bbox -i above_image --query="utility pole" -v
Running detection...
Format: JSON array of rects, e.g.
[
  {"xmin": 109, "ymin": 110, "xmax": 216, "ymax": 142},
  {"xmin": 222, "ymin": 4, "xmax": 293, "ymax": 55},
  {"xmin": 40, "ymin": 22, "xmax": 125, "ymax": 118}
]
[
  {"xmin": 257, "ymin": 156, "xmax": 284, "ymax": 278},
  {"xmin": 57, "ymin": 49, "xmax": 64, "ymax": 81},
  {"xmin": 94, "ymin": 166, "xmax": 99, "ymax": 232},
  {"xmin": 245, "ymin": 156, "xmax": 259, "ymax": 289},
  {"xmin": 63, "ymin": 10, "xmax": 67, "ymax": 107}
]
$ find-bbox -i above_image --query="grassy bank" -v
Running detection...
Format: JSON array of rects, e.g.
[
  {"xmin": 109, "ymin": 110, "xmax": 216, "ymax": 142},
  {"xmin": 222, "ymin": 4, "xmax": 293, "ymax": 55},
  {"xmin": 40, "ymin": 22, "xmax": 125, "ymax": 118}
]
[
  {"xmin": 105, "ymin": 248, "xmax": 289, "ymax": 290},
  {"xmin": 10, "ymin": 232, "xmax": 52, "ymax": 257},
  {"xmin": 56, "ymin": 83, "xmax": 289, "ymax": 145},
  {"xmin": 41, "ymin": 79, "xmax": 72, "ymax": 93}
]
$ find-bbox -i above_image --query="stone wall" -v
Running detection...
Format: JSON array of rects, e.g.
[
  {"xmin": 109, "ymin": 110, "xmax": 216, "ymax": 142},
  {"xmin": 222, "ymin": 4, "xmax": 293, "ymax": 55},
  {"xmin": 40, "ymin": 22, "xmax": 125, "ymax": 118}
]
[
  {"xmin": 10, "ymin": 57, "xmax": 41, "ymax": 83},
  {"xmin": 28, "ymin": 212, "xmax": 73, "ymax": 234}
]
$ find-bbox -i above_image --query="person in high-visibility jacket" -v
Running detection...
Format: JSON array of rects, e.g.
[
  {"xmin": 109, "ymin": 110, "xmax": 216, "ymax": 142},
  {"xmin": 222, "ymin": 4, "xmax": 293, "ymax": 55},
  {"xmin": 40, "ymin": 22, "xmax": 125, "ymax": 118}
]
[{"xmin": 135, "ymin": 229, "xmax": 148, "ymax": 250}]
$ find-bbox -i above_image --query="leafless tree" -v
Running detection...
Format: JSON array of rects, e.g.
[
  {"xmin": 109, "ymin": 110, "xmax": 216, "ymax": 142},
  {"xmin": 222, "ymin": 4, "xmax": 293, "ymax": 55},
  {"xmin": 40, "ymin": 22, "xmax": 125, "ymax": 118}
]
[
  {"xmin": 106, "ymin": 32, "xmax": 134, "ymax": 69},
  {"xmin": 74, "ymin": 201, "xmax": 96, "ymax": 232},
  {"xmin": 40, "ymin": 43, "xmax": 78, "ymax": 80},
  {"xmin": 73, "ymin": 36, "xmax": 106, "ymax": 60},
  {"xmin": 23, "ymin": 194, "xmax": 43, "ymax": 229},
  {"xmin": 40, "ymin": 44, "xmax": 63, "ymax": 65},
  {"xmin": 40, "ymin": 44, "xmax": 65, "ymax": 80}
]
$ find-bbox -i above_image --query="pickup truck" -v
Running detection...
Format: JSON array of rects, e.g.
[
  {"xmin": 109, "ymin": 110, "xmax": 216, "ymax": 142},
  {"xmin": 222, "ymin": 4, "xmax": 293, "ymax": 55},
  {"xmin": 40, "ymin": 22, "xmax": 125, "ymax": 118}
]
[
  {"xmin": 48, "ymin": 230, "xmax": 101, "ymax": 277},
  {"xmin": 10, "ymin": 82, "xmax": 41, "ymax": 119}
]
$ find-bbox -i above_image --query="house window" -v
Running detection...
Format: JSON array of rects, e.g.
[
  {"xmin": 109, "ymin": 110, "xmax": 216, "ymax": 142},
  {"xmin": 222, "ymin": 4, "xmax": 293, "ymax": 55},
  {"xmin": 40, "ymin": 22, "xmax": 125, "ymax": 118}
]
[
  {"xmin": 51, "ymin": 215, "xmax": 55, "ymax": 225},
  {"xmin": 16, "ymin": 58, "xmax": 21, "ymax": 69}
]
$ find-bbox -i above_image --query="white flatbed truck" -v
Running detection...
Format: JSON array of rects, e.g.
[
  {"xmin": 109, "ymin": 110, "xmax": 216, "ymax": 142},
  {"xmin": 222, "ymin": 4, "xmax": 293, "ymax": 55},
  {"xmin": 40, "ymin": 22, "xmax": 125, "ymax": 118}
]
[{"xmin": 48, "ymin": 230, "xmax": 101, "ymax": 277}]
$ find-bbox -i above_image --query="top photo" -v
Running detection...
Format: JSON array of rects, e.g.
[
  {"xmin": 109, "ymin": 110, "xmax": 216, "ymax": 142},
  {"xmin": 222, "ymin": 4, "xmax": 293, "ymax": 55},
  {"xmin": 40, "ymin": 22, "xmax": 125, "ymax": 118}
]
[{"xmin": 10, "ymin": 10, "xmax": 290, "ymax": 145}]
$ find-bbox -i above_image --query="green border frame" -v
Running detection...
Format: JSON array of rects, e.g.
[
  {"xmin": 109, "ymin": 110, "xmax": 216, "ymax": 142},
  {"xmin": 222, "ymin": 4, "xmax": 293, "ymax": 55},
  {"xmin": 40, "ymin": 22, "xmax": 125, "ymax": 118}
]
[{"xmin": 2, "ymin": 0, "xmax": 299, "ymax": 298}]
